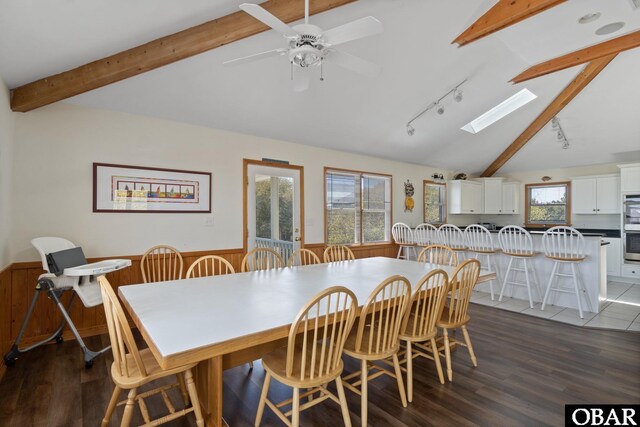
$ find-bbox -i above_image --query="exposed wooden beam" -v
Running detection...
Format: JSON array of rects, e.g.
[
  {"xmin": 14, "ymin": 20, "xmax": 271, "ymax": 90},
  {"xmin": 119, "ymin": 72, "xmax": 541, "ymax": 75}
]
[
  {"xmin": 481, "ymin": 54, "xmax": 617, "ymax": 177},
  {"xmin": 10, "ymin": 0, "xmax": 355, "ymax": 112},
  {"xmin": 512, "ymin": 30, "xmax": 640, "ymax": 83},
  {"xmin": 453, "ymin": 0, "xmax": 566, "ymax": 46}
]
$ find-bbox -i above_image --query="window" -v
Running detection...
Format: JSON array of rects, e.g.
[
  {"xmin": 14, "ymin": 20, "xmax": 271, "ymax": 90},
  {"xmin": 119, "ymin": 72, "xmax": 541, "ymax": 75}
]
[
  {"xmin": 423, "ymin": 181, "xmax": 446, "ymax": 224},
  {"xmin": 325, "ymin": 168, "xmax": 392, "ymax": 245},
  {"xmin": 525, "ymin": 182, "xmax": 570, "ymax": 226}
]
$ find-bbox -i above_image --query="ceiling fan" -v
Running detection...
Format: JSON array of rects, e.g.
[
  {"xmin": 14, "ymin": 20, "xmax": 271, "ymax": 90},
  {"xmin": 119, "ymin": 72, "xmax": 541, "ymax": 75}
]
[{"xmin": 223, "ymin": 0, "xmax": 383, "ymax": 91}]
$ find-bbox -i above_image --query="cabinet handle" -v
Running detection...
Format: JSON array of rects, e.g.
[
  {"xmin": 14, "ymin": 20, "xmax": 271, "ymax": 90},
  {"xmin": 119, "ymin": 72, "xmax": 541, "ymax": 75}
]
[
  {"xmin": 592, "ymin": 209, "xmax": 596, "ymax": 211},
  {"xmin": 470, "ymin": 210, "xmax": 474, "ymax": 212}
]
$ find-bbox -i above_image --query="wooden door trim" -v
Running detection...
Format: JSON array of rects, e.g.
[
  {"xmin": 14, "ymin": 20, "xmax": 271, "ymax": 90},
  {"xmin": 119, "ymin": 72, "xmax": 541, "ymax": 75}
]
[{"xmin": 243, "ymin": 159, "xmax": 305, "ymax": 253}]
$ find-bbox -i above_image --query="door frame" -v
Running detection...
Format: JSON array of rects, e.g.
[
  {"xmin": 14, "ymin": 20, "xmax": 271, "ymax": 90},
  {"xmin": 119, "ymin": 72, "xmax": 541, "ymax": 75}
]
[{"xmin": 243, "ymin": 159, "xmax": 305, "ymax": 253}]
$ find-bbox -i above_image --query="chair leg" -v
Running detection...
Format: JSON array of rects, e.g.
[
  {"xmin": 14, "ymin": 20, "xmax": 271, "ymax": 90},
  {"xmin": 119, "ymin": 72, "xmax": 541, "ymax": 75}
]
[
  {"xmin": 396, "ymin": 246, "xmax": 403, "ymax": 259},
  {"xmin": 249, "ymin": 361, "xmax": 254, "ymax": 370},
  {"xmin": 335, "ymin": 376, "xmax": 352, "ymax": 427},
  {"xmin": 360, "ymin": 360, "xmax": 368, "ymax": 427},
  {"xmin": 523, "ymin": 258, "xmax": 534, "ymax": 309},
  {"xmin": 499, "ymin": 257, "xmax": 513, "ymax": 302},
  {"xmin": 392, "ymin": 353, "xmax": 408, "ymax": 408},
  {"xmin": 570, "ymin": 263, "xmax": 584, "ymax": 319},
  {"xmin": 541, "ymin": 261, "xmax": 558, "ymax": 311},
  {"xmin": 443, "ymin": 328, "xmax": 452, "ymax": 382},
  {"xmin": 431, "ymin": 338, "xmax": 445, "ymax": 385},
  {"xmin": 406, "ymin": 340, "xmax": 413, "ymax": 402},
  {"xmin": 101, "ymin": 385, "xmax": 121, "ymax": 427},
  {"xmin": 487, "ymin": 254, "xmax": 495, "ymax": 300},
  {"xmin": 292, "ymin": 387, "xmax": 300, "ymax": 427},
  {"xmin": 461, "ymin": 326, "xmax": 477, "ymax": 367},
  {"xmin": 176, "ymin": 373, "xmax": 189, "ymax": 406},
  {"xmin": 184, "ymin": 369, "xmax": 205, "ymax": 427},
  {"xmin": 255, "ymin": 372, "xmax": 271, "ymax": 427},
  {"xmin": 121, "ymin": 388, "xmax": 137, "ymax": 427}
]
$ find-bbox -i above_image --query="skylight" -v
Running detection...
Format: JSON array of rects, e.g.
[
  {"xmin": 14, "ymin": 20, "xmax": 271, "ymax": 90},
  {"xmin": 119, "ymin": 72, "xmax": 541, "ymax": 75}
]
[{"xmin": 461, "ymin": 89, "xmax": 537, "ymax": 134}]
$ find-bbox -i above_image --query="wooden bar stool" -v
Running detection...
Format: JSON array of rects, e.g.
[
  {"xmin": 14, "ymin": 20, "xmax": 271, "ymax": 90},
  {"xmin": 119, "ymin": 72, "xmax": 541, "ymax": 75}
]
[
  {"xmin": 392, "ymin": 222, "xmax": 418, "ymax": 260},
  {"xmin": 541, "ymin": 226, "xmax": 591, "ymax": 318},
  {"xmin": 414, "ymin": 223, "xmax": 440, "ymax": 248},
  {"xmin": 497, "ymin": 226, "xmax": 541, "ymax": 308},
  {"xmin": 464, "ymin": 224, "xmax": 500, "ymax": 300},
  {"xmin": 438, "ymin": 224, "xmax": 467, "ymax": 261}
]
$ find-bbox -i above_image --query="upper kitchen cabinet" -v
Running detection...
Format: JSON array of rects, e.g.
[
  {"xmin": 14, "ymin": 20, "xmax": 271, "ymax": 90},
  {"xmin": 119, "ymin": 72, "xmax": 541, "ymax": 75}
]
[
  {"xmin": 449, "ymin": 180, "xmax": 483, "ymax": 214},
  {"xmin": 572, "ymin": 175, "xmax": 620, "ymax": 214},
  {"xmin": 480, "ymin": 178, "xmax": 504, "ymax": 214},
  {"xmin": 502, "ymin": 182, "xmax": 519, "ymax": 215},
  {"xmin": 618, "ymin": 163, "xmax": 640, "ymax": 193}
]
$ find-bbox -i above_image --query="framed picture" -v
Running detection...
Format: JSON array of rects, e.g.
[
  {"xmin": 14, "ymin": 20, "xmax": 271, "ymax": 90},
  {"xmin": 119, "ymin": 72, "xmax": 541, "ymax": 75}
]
[{"xmin": 93, "ymin": 163, "xmax": 212, "ymax": 213}]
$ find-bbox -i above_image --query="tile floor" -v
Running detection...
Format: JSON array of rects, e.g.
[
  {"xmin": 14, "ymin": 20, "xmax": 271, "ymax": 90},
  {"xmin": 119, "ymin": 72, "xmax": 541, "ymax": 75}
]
[{"xmin": 471, "ymin": 281, "xmax": 640, "ymax": 331}]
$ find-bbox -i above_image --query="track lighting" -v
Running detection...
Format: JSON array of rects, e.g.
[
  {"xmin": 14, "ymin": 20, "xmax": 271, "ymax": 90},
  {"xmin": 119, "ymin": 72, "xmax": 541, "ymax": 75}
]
[
  {"xmin": 405, "ymin": 79, "xmax": 466, "ymax": 136},
  {"xmin": 551, "ymin": 116, "xmax": 569, "ymax": 149}
]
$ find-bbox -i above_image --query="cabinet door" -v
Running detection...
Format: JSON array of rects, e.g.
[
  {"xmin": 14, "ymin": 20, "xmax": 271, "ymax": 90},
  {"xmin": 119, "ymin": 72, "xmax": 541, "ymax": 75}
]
[
  {"xmin": 572, "ymin": 178, "xmax": 597, "ymax": 214},
  {"xmin": 603, "ymin": 238, "xmax": 621, "ymax": 277},
  {"xmin": 621, "ymin": 166, "xmax": 640, "ymax": 193},
  {"xmin": 596, "ymin": 176, "xmax": 620, "ymax": 214},
  {"xmin": 466, "ymin": 181, "xmax": 483, "ymax": 213},
  {"xmin": 483, "ymin": 180, "xmax": 503, "ymax": 214},
  {"xmin": 502, "ymin": 182, "xmax": 519, "ymax": 214}
]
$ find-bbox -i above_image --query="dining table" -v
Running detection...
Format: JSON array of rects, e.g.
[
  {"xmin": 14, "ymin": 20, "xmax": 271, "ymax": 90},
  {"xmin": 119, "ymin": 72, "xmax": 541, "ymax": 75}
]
[{"xmin": 118, "ymin": 256, "xmax": 496, "ymax": 427}]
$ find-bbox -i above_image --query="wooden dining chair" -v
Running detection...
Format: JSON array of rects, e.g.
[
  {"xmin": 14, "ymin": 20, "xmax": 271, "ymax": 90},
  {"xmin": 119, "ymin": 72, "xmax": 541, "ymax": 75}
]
[
  {"xmin": 241, "ymin": 247, "xmax": 285, "ymax": 272},
  {"xmin": 140, "ymin": 244, "xmax": 184, "ymax": 283},
  {"xmin": 436, "ymin": 259, "xmax": 481, "ymax": 382},
  {"xmin": 342, "ymin": 275, "xmax": 411, "ymax": 427},
  {"xmin": 417, "ymin": 244, "xmax": 458, "ymax": 266},
  {"xmin": 255, "ymin": 286, "xmax": 358, "ymax": 427},
  {"xmin": 323, "ymin": 245, "xmax": 355, "ymax": 263},
  {"xmin": 97, "ymin": 276, "xmax": 204, "ymax": 427},
  {"xmin": 287, "ymin": 248, "xmax": 321, "ymax": 267},
  {"xmin": 398, "ymin": 269, "xmax": 449, "ymax": 398},
  {"xmin": 186, "ymin": 255, "xmax": 235, "ymax": 278}
]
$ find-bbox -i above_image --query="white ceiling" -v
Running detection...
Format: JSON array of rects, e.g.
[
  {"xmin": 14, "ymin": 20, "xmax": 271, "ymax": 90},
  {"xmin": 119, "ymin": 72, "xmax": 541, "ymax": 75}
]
[{"xmin": 1, "ymin": 0, "xmax": 639, "ymax": 175}]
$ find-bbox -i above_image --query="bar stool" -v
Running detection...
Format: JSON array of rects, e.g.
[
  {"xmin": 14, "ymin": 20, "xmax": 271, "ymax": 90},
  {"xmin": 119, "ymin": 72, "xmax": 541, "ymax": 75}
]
[
  {"xmin": 541, "ymin": 226, "xmax": 591, "ymax": 318},
  {"xmin": 464, "ymin": 224, "xmax": 500, "ymax": 300},
  {"xmin": 497, "ymin": 226, "xmax": 541, "ymax": 308},
  {"xmin": 414, "ymin": 223, "xmax": 440, "ymax": 248},
  {"xmin": 392, "ymin": 222, "xmax": 418, "ymax": 260},
  {"xmin": 438, "ymin": 224, "xmax": 467, "ymax": 261}
]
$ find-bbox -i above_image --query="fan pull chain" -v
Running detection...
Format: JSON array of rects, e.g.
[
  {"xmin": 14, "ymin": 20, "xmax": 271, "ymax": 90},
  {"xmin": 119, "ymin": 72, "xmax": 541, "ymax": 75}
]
[
  {"xmin": 290, "ymin": 61, "xmax": 294, "ymax": 81},
  {"xmin": 320, "ymin": 59, "xmax": 324, "ymax": 81}
]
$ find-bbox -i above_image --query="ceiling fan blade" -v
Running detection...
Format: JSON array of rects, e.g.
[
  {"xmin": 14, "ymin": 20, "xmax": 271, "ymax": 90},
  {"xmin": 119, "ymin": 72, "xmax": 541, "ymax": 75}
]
[
  {"xmin": 327, "ymin": 50, "xmax": 381, "ymax": 77},
  {"xmin": 322, "ymin": 16, "xmax": 383, "ymax": 46},
  {"xmin": 293, "ymin": 70, "xmax": 310, "ymax": 92},
  {"xmin": 223, "ymin": 48, "xmax": 288, "ymax": 66},
  {"xmin": 239, "ymin": 3, "xmax": 298, "ymax": 37}
]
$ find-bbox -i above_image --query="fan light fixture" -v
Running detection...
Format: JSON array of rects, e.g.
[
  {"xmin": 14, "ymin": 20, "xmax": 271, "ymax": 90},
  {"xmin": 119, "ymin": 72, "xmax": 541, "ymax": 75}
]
[
  {"xmin": 406, "ymin": 79, "xmax": 466, "ymax": 136},
  {"xmin": 551, "ymin": 116, "xmax": 569, "ymax": 149}
]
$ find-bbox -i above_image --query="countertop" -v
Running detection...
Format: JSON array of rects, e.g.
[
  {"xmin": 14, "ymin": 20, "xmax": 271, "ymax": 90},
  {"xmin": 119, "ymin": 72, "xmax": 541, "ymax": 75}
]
[{"xmin": 470, "ymin": 226, "xmax": 621, "ymax": 238}]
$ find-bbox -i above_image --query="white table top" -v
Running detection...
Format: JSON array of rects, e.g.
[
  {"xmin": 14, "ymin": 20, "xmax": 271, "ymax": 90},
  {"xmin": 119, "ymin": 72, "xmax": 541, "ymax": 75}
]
[{"xmin": 119, "ymin": 257, "xmax": 491, "ymax": 365}]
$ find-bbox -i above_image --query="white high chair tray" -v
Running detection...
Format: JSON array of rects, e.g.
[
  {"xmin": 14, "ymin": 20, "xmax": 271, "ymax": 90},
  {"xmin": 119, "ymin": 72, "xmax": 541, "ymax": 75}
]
[{"xmin": 63, "ymin": 259, "xmax": 131, "ymax": 276}]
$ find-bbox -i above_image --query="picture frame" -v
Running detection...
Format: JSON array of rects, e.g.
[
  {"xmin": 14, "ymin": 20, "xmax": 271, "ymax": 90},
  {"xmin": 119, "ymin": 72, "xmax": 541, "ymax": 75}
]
[{"xmin": 93, "ymin": 163, "xmax": 212, "ymax": 213}]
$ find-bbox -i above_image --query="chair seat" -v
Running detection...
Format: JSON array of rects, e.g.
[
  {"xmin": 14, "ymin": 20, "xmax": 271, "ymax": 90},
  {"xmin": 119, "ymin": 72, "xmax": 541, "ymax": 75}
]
[
  {"xmin": 262, "ymin": 345, "xmax": 344, "ymax": 388},
  {"xmin": 343, "ymin": 325, "xmax": 399, "ymax": 361},
  {"xmin": 468, "ymin": 249, "xmax": 498, "ymax": 254},
  {"xmin": 436, "ymin": 307, "xmax": 470, "ymax": 329},
  {"xmin": 450, "ymin": 247, "xmax": 467, "ymax": 251},
  {"xmin": 502, "ymin": 251, "xmax": 536, "ymax": 258},
  {"xmin": 544, "ymin": 255, "xmax": 586, "ymax": 262},
  {"xmin": 398, "ymin": 314, "xmax": 438, "ymax": 342},
  {"xmin": 111, "ymin": 348, "xmax": 196, "ymax": 389}
]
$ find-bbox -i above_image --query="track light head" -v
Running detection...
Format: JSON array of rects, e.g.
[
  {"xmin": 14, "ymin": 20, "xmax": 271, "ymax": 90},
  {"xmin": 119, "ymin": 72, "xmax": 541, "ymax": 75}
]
[
  {"xmin": 436, "ymin": 104, "xmax": 445, "ymax": 115},
  {"xmin": 406, "ymin": 124, "xmax": 415, "ymax": 136},
  {"xmin": 557, "ymin": 131, "xmax": 564, "ymax": 140},
  {"xmin": 454, "ymin": 90, "xmax": 463, "ymax": 103}
]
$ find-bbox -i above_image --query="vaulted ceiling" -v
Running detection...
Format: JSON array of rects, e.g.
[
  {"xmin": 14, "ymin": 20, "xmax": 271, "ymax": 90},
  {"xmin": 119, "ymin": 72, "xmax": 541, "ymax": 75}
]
[{"xmin": 1, "ymin": 0, "xmax": 639, "ymax": 175}]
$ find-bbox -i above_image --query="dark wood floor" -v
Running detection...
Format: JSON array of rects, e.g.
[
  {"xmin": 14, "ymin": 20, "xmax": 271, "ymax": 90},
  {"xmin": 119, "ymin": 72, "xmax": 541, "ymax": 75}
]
[{"xmin": 1, "ymin": 303, "xmax": 639, "ymax": 427}]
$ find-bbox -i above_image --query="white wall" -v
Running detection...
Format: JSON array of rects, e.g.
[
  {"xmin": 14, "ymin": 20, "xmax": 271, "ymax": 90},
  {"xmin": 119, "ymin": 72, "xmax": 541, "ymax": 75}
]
[
  {"xmin": 11, "ymin": 103, "xmax": 450, "ymax": 261},
  {"xmin": 479, "ymin": 163, "xmax": 622, "ymax": 229},
  {"xmin": 0, "ymin": 77, "xmax": 15, "ymax": 268}
]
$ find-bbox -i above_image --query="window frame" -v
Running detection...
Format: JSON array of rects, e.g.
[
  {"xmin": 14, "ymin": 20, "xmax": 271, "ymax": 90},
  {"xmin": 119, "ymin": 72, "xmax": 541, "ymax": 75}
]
[
  {"xmin": 423, "ymin": 180, "xmax": 447, "ymax": 225},
  {"xmin": 524, "ymin": 181, "xmax": 571, "ymax": 227},
  {"xmin": 324, "ymin": 167, "xmax": 393, "ymax": 246}
]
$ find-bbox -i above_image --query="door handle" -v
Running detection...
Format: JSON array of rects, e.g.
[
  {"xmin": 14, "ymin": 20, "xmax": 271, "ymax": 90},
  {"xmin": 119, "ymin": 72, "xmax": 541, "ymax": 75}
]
[{"xmin": 295, "ymin": 237, "xmax": 301, "ymax": 241}]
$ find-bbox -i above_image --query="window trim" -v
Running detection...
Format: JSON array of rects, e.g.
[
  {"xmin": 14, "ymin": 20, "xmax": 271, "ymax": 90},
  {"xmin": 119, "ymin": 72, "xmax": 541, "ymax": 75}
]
[
  {"xmin": 423, "ymin": 180, "xmax": 447, "ymax": 226},
  {"xmin": 524, "ymin": 181, "xmax": 571, "ymax": 228},
  {"xmin": 324, "ymin": 166, "xmax": 393, "ymax": 246}
]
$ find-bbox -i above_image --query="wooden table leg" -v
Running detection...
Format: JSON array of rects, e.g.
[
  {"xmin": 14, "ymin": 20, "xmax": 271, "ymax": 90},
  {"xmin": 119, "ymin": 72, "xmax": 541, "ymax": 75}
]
[{"xmin": 195, "ymin": 356, "xmax": 224, "ymax": 427}]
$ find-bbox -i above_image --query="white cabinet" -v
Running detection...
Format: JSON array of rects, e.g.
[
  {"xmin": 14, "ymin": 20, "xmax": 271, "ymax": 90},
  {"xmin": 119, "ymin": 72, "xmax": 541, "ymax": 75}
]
[
  {"xmin": 571, "ymin": 175, "xmax": 620, "ymax": 214},
  {"xmin": 619, "ymin": 163, "xmax": 640, "ymax": 193},
  {"xmin": 603, "ymin": 238, "xmax": 621, "ymax": 277},
  {"xmin": 448, "ymin": 180, "xmax": 483, "ymax": 214},
  {"xmin": 482, "ymin": 178, "xmax": 503, "ymax": 214},
  {"xmin": 502, "ymin": 182, "xmax": 519, "ymax": 215}
]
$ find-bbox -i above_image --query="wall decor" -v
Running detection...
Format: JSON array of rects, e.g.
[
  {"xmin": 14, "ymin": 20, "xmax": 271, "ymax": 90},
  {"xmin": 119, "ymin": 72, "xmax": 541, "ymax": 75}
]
[
  {"xmin": 93, "ymin": 163, "xmax": 211, "ymax": 213},
  {"xmin": 404, "ymin": 180, "xmax": 415, "ymax": 212}
]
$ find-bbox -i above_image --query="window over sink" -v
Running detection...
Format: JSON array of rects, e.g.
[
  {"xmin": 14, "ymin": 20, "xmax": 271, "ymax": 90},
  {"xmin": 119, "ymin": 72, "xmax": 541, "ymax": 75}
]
[{"xmin": 525, "ymin": 182, "xmax": 571, "ymax": 226}]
